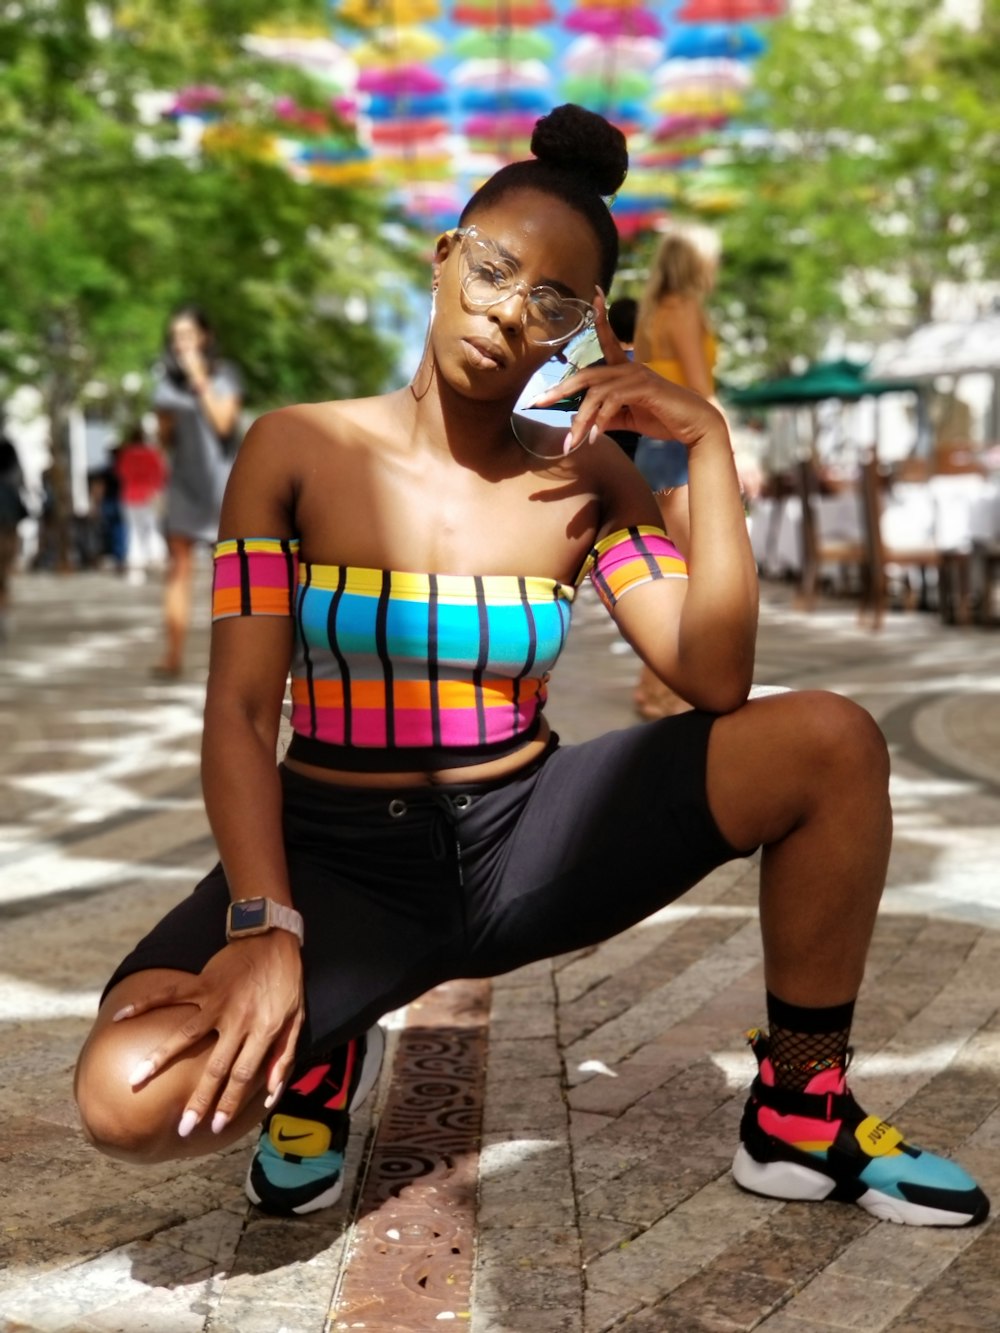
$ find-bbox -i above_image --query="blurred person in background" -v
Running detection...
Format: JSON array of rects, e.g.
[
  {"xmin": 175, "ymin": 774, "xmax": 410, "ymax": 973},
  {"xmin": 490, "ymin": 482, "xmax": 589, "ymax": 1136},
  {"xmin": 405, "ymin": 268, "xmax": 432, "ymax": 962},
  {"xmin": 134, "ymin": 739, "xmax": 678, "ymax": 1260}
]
[
  {"xmin": 114, "ymin": 422, "xmax": 167, "ymax": 586},
  {"xmin": 153, "ymin": 306, "xmax": 242, "ymax": 678},
  {"xmin": 632, "ymin": 227, "xmax": 719, "ymax": 720},
  {"xmin": 0, "ymin": 433, "xmax": 26, "ymax": 642}
]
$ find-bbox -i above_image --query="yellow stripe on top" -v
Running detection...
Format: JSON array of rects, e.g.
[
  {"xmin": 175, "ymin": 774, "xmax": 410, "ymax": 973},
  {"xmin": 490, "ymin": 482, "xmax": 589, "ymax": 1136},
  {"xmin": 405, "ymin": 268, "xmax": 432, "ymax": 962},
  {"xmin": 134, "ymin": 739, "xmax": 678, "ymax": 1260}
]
[
  {"xmin": 302, "ymin": 564, "xmax": 574, "ymax": 604},
  {"xmin": 584, "ymin": 525, "xmax": 688, "ymax": 612}
]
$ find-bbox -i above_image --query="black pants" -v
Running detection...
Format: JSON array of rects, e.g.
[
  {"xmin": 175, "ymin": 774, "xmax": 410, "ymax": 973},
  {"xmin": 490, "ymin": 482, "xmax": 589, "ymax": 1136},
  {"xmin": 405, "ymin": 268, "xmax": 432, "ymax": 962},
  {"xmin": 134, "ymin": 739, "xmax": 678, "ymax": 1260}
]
[{"xmin": 103, "ymin": 712, "xmax": 754, "ymax": 1056}]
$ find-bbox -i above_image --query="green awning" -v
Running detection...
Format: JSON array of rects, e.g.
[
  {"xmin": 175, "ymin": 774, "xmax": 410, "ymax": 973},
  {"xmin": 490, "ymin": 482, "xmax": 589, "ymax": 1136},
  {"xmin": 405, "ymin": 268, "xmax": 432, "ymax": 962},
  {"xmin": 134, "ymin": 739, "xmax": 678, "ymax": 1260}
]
[{"xmin": 724, "ymin": 359, "xmax": 922, "ymax": 408}]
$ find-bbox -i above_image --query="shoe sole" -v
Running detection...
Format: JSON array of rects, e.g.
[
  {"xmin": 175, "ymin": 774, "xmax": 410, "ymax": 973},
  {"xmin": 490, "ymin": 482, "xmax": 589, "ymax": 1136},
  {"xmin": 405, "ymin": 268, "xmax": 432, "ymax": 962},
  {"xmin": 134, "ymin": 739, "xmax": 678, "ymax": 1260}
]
[
  {"xmin": 244, "ymin": 1024, "xmax": 386, "ymax": 1216},
  {"xmin": 732, "ymin": 1146, "xmax": 980, "ymax": 1227},
  {"xmin": 349, "ymin": 1022, "xmax": 385, "ymax": 1113}
]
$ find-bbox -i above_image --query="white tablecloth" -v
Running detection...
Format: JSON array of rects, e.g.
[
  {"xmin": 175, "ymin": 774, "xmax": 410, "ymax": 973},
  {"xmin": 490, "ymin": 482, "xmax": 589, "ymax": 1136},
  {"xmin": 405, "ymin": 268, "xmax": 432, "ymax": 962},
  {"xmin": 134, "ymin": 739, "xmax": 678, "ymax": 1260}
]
[{"xmin": 749, "ymin": 475, "xmax": 1000, "ymax": 576}]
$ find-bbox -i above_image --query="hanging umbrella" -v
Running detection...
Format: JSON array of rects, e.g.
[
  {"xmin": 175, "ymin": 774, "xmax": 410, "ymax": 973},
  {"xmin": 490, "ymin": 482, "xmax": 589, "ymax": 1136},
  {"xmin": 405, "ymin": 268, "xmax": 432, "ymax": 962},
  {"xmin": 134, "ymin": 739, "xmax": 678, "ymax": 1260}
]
[
  {"xmin": 454, "ymin": 58, "xmax": 552, "ymax": 89},
  {"xmin": 352, "ymin": 27, "xmax": 444, "ymax": 64},
  {"xmin": 562, "ymin": 69, "xmax": 652, "ymax": 103},
  {"xmin": 356, "ymin": 64, "xmax": 447, "ymax": 96},
  {"xmin": 564, "ymin": 8, "xmax": 663, "ymax": 38},
  {"xmin": 459, "ymin": 85, "xmax": 553, "ymax": 112},
  {"xmin": 563, "ymin": 34, "xmax": 663, "ymax": 75},
  {"xmin": 676, "ymin": 0, "xmax": 785, "ymax": 18},
  {"xmin": 336, "ymin": 0, "xmax": 442, "ymax": 26},
  {"xmin": 647, "ymin": 110, "xmax": 729, "ymax": 140},
  {"xmin": 452, "ymin": 0, "xmax": 557, "ymax": 24},
  {"xmin": 665, "ymin": 22, "xmax": 767, "ymax": 59},
  {"xmin": 654, "ymin": 57, "xmax": 753, "ymax": 92},
  {"xmin": 365, "ymin": 91, "xmax": 450, "ymax": 117},
  {"xmin": 244, "ymin": 33, "xmax": 355, "ymax": 86},
  {"xmin": 164, "ymin": 86, "xmax": 226, "ymax": 120},
  {"xmin": 452, "ymin": 28, "xmax": 553, "ymax": 59}
]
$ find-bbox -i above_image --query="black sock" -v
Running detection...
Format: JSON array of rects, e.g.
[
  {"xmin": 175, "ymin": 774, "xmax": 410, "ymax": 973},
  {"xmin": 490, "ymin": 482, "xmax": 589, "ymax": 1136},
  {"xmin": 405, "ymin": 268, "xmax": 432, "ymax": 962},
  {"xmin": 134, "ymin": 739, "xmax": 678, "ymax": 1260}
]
[{"xmin": 765, "ymin": 991, "xmax": 855, "ymax": 1091}]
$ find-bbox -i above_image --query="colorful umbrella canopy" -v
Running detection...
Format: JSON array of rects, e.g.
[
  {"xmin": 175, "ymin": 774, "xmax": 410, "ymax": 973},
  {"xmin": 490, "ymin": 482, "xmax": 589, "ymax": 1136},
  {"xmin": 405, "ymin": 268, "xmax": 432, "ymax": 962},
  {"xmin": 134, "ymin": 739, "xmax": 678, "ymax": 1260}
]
[
  {"xmin": 564, "ymin": 7, "xmax": 663, "ymax": 38},
  {"xmin": 454, "ymin": 57, "xmax": 552, "ymax": 89},
  {"xmin": 352, "ymin": 28, "xmax": 445, "ymax": 64},
  {"xmin": 452, "ymin": 28, "xmax": 554, "ymax": 58},
  {"xmin": 562, "ymin": 34, "xmax": 663, "ymax": 75},
  {"xmin": 451, "ymin": 0, "xmax": 557, "ymax": 24},
  {"xmin": 666, "ymin": 22, "xmax": 767, "ymax": 59},
  {"xmin": 338, "ymin": 0, "xmax": 442, "ymax": 26},
  {"xmin": 356, "ymin": 64, "xmax": 447, "ymax": 95},
  {"xmin": 676, "ymin": 0, "xmax": 784, "ymax": 18}
]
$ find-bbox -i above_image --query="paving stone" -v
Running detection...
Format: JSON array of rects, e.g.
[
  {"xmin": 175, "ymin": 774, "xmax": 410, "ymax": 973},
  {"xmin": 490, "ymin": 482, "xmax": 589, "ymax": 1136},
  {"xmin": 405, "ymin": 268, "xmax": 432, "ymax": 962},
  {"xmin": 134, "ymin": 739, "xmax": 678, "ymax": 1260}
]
[{"xmin": 6, "ymin": 574, "xmax": 1000, "ymax": 1331}]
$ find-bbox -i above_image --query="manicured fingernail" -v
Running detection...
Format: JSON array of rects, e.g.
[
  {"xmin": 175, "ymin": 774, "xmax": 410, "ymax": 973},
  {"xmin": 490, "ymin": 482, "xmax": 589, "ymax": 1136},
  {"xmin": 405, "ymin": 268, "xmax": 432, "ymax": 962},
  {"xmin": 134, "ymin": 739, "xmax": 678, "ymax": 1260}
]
[
  {"xmin": 128, "ymin": 1059, "xmax": 154, "ymax": 1088},
  {"xmin": 112, "ymin": 1004, "xmax": 134, "ymax": 1022},
  {"xmin": 177, "ymin": 1109, "xmax": 199, "ymax": 1138},
  {"xmin": 211, "ymin": 1111, "xmax": 229, "ymax": 1135},
  {"xmin": 589, "ymin": 425, "xmax": 599, "ymax": 445},
  {"xmin": 562, "ymin": 431, "xmax": 574, "ymax": 455},
  {"xmin": 264, "ymin": 1081, "xmax": 285, "ymax": 1110}
]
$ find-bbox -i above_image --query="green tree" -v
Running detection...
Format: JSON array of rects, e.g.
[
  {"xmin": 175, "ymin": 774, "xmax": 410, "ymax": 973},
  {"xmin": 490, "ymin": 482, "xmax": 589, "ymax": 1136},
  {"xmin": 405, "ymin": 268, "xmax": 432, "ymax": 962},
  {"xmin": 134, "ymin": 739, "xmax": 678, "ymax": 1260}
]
[
  {"xmin": 0, "ymin": 1, "xmax": 422, "ymax": 565},
  {"xmin": 622, "ymin": 0, "xmax": 1000, "ymax": 381}
]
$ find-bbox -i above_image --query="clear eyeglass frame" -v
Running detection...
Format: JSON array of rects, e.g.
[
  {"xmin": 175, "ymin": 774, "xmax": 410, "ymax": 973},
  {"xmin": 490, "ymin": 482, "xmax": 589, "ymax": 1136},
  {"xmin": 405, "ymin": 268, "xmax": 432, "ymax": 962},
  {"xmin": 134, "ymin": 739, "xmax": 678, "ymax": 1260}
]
[{"xmin": 453, "ymin": 226, "xmax": 595, "ymax": 347}]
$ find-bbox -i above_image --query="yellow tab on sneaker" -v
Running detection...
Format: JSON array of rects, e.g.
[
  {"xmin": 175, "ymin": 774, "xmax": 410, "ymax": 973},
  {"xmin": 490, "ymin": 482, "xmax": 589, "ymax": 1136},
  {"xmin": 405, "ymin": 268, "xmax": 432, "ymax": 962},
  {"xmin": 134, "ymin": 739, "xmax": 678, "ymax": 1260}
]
[
  {"xmin": 855, "ymin": 1115, "xmax": 903, "ymax": 1157},
  {"xmin": 268, "ymin": 1114, "xmax": 332, "ymax": 1158}
]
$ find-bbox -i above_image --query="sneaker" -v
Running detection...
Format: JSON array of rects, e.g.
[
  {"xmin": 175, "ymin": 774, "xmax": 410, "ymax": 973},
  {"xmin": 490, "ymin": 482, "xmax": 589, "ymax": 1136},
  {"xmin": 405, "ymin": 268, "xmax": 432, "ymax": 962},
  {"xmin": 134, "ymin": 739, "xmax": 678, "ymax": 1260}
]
[
  {"xmin": 245, "ymin": 1023, "xmax": 385, "ymax": 1216},
  {"xmin": 732, "ymin": 1029, "xmax": 989, "ymax": 1227}
]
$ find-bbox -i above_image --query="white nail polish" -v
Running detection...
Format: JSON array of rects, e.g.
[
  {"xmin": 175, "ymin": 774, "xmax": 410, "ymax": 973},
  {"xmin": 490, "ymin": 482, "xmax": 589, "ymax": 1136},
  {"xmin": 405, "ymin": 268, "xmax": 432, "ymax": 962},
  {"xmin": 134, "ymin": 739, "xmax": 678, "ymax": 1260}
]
[
  {"xmin": 562, "ymin": 431, "xmax": 574, "ymax": 455},
  {"xmin": 589, "ymin": 425, "xmax": 599, "ymax": 445},
  {"xmin": 128, "ymin": 1059, "xmax": 154, "ymax": 1088},
  {"xmin": 112, "ymin": 1004, "xmax": 134, "ymax": 1022},
  {"xmin": 264, "ymin": 1081, "xmax": 285, "ymax": 1110},
  {"xmin": 211, "ymin": 1111, "xmax": 229, "ymax": 1135},
  {"xmin": 177, "ymin": 1109, "xmax": 199, "ymax": 1138}
]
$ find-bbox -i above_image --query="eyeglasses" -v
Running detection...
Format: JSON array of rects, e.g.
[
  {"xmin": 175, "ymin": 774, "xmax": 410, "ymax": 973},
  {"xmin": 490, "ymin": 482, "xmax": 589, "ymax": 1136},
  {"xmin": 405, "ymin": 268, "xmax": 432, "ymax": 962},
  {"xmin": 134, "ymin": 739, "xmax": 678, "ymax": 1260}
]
[{"xmin": 454, "ymin": 226, "xmax": 595, "ymax": 347}]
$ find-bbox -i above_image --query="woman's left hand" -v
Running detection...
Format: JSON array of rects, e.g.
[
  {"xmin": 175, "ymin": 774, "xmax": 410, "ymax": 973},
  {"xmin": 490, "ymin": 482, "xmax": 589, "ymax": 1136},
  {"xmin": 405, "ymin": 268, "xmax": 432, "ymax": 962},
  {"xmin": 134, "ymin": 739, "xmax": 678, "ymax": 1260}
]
[{"xmin": 531, "ymin": 290, "xmax": 728, "ymax": 452}]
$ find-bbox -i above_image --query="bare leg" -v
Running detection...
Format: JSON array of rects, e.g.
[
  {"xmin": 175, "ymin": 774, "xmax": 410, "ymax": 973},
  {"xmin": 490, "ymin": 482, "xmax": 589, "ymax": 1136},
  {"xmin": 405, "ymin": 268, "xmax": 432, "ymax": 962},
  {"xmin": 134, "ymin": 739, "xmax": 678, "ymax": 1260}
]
[
  {"xmin": 75, "ymin": 970, "xmax": 268, "ymax": 1164},
  {"xmin": 158, "ymin": 534, "xmax": 195, "ymax": 675},
  {"xmin": 704, "ymin": 690, "xmax": 892, "ymax": 1005}
]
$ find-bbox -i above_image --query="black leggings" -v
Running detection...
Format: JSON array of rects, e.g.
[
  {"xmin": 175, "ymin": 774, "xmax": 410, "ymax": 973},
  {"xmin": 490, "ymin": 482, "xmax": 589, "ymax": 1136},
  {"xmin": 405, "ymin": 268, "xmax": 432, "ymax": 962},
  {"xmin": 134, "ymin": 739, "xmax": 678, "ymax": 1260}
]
[{"xmin": 102, "ymin": 712, "xmax": 754, "ymax": 1056}]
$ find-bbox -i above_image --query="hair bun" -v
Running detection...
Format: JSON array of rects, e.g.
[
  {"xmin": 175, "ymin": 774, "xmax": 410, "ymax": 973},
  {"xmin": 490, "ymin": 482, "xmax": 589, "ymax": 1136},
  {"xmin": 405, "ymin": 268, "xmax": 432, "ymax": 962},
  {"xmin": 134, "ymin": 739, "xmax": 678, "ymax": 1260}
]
[{"xmin": 530, "ymin": 104, "xmax": 628, "ymax": 199}]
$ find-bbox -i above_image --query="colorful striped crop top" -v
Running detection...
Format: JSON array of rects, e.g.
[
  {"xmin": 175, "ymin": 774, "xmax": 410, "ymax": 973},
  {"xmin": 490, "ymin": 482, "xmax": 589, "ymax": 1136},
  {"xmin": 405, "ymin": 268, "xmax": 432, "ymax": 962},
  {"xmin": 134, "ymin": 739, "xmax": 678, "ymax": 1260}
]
[{"xmin": 212, "ymin": 527, "xmax": 686, "ymax": 770}]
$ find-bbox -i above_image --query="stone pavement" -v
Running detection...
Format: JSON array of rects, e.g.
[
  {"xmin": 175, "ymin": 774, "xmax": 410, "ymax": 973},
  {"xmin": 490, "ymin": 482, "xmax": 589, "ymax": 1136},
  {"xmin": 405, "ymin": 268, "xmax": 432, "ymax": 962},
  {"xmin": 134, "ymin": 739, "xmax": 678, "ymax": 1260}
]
[{"xmin": 2, "ymin": 562, "xmax": 1000, "ymax": 1332}]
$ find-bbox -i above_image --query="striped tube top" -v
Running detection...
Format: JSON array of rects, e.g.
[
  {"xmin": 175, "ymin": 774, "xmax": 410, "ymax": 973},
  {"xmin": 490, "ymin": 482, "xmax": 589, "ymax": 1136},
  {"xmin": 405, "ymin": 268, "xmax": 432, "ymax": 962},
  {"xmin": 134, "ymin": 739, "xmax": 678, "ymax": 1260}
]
[{"xmin": 212, "ymin": 527, "xmax": 686, "ymax": 770}]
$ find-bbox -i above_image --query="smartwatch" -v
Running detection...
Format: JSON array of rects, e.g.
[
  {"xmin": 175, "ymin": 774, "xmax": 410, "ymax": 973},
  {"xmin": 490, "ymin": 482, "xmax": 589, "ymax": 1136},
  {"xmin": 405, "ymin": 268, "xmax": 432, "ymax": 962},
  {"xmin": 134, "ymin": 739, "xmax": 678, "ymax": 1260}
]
[{"xmin": 226, "ymin": 897, "xmax": 305, "ymax": 946}]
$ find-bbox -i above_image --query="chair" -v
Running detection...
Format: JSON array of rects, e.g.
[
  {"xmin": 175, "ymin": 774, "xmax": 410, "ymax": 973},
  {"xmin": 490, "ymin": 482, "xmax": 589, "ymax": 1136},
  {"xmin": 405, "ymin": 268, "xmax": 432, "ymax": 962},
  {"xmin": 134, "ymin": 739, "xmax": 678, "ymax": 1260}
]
[
  {"xmin": 859, "ymin": 455, "xmax": 943, "ymax": 629},
  {"xmin": 795, "ymin": 459, "xmax": 868, "ymax": 612}
]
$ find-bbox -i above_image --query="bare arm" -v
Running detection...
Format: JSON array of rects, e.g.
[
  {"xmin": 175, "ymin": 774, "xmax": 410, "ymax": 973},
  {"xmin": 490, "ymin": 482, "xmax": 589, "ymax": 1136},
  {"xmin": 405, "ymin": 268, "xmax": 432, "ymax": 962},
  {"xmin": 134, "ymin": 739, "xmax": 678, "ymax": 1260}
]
[
  {"xmin": 534, "ymin": 296, "xmax": 757, "ymax": 713},
  {"xmin": 118, "ymin": 414, "xmax": 309, "ymax": 1130}
]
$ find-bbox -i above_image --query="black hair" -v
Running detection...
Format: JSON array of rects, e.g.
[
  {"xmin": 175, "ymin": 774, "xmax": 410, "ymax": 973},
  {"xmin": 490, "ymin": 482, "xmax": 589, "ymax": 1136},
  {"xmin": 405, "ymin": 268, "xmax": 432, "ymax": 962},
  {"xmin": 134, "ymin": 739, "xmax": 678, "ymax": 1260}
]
[
  {"xmin": 458, "ymin": 104, "xmax": 628, "ymax": 294},
  {"xmin": 607, "ymin": 297, "xmax": 638, "ymax": 344},
  {"xmin": 161, "ymin": 304, "xmax": 219, "ymax": 389}
]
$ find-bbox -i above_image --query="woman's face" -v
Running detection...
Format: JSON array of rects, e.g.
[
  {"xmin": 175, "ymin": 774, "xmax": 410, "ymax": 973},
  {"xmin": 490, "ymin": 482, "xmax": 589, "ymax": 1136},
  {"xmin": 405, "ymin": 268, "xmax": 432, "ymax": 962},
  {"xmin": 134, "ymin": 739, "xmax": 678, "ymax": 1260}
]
[
  {"xmin": 431, "ymin": 191, "xmax": 604, "ymax": 402},
  {"xmin": 170, "ymin": 316, "xmax": 207, "ymax": 360}
]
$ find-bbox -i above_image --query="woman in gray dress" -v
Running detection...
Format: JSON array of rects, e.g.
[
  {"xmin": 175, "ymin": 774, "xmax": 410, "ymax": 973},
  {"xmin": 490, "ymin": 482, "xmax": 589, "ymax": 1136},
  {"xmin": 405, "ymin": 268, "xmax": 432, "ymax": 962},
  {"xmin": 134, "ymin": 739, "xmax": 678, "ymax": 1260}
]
[{"xmin": 153, "ymin": 307, "xmax": 242, "ymax": 677}]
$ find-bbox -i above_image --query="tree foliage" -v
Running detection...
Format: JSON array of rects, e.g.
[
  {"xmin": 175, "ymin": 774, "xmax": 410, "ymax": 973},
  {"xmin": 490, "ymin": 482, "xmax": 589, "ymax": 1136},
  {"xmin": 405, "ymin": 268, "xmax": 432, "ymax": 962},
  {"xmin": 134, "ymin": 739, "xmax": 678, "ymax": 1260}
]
[
  {"xmin": 0, "ymin": 0, "xmax": 422, "ymax": 415},
  {"xmin": 622, "ymin": 0, "xmax": 1000, "ymax": 380}
]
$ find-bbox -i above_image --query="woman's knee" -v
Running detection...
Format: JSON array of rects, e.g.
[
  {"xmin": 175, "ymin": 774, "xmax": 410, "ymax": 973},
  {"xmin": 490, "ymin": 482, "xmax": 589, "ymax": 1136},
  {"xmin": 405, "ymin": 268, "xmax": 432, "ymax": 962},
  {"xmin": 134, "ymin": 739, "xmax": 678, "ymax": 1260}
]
[
  {"xmin": 74, "ymin": 1028, "xmax": 176, "ymax": 1164},
  {"xmin": 791, "ymin": 690, "xmax": 890, "ymax": 789}
]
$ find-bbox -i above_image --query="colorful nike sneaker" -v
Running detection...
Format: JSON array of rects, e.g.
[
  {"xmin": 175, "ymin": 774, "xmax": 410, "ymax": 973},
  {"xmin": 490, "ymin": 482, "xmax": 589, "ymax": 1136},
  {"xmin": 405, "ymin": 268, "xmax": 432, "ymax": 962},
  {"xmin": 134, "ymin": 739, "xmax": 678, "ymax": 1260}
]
[
  {"xmin": 245, "ymin": 1023, "xmax": 385, "ymax": 1216},
  {"xmin": 732, "ymin": 1029, "xmax": 989, "ymax": 1227}
]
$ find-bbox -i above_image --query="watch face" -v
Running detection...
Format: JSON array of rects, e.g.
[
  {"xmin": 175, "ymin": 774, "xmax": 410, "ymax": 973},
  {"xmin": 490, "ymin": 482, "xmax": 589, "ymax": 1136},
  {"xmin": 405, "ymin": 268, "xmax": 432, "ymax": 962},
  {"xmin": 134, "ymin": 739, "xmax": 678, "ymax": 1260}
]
[{"xmin": 230, "ymin": 898, "xmax": 267, "ymax": 932}]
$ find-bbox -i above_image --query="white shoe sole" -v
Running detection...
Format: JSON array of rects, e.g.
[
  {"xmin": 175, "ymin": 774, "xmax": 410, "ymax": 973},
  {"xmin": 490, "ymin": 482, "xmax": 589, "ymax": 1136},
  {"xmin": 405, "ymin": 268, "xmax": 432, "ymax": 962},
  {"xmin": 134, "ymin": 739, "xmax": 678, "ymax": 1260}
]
[
  {"xmin": 350, "ymin": 1022, "xmax": 385, "ymax": 1112},
  {"xmin": 732, "ymin": 1146, "xmax": 977, "ymax": 1227}
]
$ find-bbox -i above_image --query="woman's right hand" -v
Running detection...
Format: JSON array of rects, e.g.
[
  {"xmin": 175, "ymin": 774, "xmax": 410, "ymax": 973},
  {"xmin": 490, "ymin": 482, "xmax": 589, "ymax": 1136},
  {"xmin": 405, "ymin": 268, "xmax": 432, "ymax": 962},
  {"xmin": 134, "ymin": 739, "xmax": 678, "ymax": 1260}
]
[{"xmin": 113, "ymin": 931, "xmax": 305, "ymax": 1136}]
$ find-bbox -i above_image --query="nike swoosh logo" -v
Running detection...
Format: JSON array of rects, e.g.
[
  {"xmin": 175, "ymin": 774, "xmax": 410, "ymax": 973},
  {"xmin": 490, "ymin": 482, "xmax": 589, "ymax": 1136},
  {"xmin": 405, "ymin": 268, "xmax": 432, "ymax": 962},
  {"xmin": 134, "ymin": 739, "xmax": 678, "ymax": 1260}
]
[{"xmin": 276, "ymin": 1131, "xmax": 313, "ymax": 1142}]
